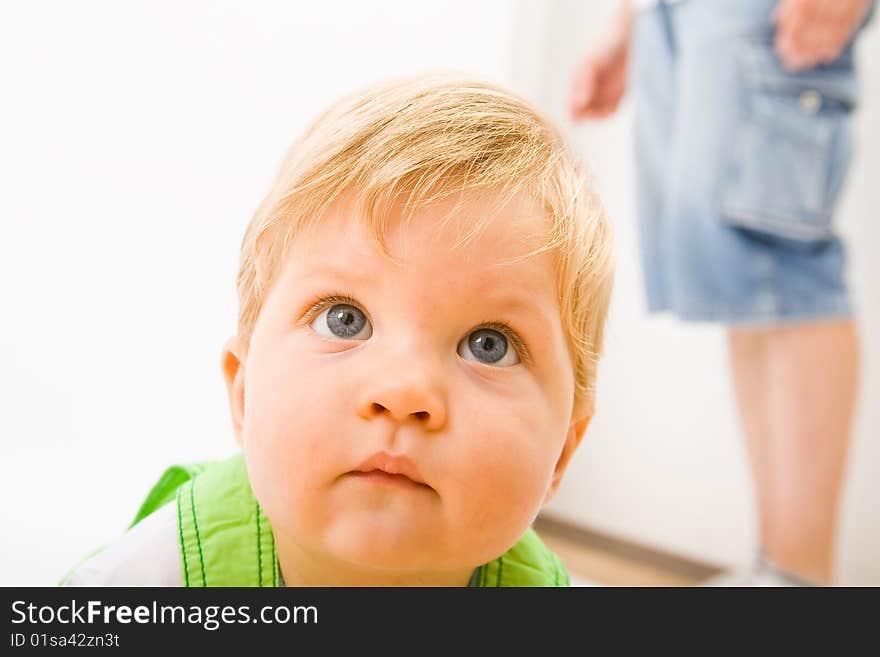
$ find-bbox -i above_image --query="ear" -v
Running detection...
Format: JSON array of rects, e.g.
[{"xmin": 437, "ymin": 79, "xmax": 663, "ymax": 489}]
[
  {"xmin": 543, "ymin": 415, "xmax": 591, "ymax": 505},
  {"xmin": 221, "ymin": 336, "xmax": 249, "ymax": 448}
]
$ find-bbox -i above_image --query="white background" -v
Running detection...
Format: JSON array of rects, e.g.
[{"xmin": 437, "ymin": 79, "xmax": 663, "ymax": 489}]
[{"xmin": 1, "ymin": 0, "xmax": 877, "ymax": 585}]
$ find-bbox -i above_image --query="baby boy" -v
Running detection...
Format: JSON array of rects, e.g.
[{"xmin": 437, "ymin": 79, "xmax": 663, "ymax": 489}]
[{"xmin": 62, "ymin": 73, "xmax": 614, "ymax": 587}]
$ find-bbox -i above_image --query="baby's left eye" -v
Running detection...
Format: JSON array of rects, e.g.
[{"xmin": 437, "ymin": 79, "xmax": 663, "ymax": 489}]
[{"xmin": 457, "ymin": 328, "xmax": 520, "ymax": 367}]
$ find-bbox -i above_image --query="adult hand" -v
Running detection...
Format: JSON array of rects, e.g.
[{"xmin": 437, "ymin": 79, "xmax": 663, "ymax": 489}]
[
  {"xmin": 568, "ymin": 2, "xmax": 635, "ymax": 122},
  {"xmin": 568, "ymin": 36, "xmax": 630, "ymax": 121},
  {"xmin": 773, "ymin": 0, "xmax": 872, "ymax": 71}
]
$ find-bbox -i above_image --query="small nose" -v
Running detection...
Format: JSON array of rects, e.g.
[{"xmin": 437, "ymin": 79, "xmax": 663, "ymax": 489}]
[{"xmin": 356, "ymin": 360, "xmax": 447, "ymax": 431}]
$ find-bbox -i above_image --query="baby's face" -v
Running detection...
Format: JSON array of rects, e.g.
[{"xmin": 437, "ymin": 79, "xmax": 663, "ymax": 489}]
[{"xmin": 224, "ymin": 192, "xmax": 586, "ymax": 578}]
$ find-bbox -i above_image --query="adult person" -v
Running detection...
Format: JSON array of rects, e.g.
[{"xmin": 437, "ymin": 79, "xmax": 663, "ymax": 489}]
[{"xmin": 569, "ymin": 0, "xmax": 873, "ymax": 585}]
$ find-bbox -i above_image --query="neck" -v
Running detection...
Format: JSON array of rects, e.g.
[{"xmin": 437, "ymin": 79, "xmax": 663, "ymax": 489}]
[{"xmin": 274, "ymin": 532, "xmax": 475, "ymax": 587}]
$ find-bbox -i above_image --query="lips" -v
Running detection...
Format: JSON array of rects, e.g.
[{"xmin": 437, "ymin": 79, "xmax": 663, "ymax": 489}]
[{"xmin": 350, "ymin": 451, "xmax": 430, "ymax": 489}]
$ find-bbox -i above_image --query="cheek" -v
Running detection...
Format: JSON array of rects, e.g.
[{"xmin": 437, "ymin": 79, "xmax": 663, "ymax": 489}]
[
  {"xmin": 446, "ymin": 391, "xmax": 565, "ymax": 518},
  {"xmin": 241, "ymin": 345, "xmax": 349, "ymax": 520},
  {"xmin": 436, "ymin": 395, "xmax": 567, "ymax": 563},
  {"xmin": 245, "ymin": 338, "xmax": 347, "ymax": 446}
]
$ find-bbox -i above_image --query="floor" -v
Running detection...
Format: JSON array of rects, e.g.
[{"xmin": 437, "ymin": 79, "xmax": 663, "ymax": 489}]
[
  {"xmin": 534, "ymin": 516, "xmax": 722, "ymax": 587},
  {"xmin": 540, "ymin": 532, "xmax": 696, "ymax": 586}
]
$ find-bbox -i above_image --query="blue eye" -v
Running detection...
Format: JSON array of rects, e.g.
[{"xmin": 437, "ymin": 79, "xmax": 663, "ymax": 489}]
[
  {"xmin": 457, "ymin": 328, "xmax": 520, "ymax": 367},
  {"xmin": 311, "ymin": 303, "xmax": 372, "ymax": 340}
]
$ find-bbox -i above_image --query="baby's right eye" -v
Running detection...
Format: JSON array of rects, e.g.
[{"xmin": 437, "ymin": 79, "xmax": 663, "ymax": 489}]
[{"xmin": 310, "ymin": 303, "xmax": 373, "ymax": 340}]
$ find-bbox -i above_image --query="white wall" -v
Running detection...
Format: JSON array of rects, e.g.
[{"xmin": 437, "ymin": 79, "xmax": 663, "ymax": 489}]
[
  {"xmin": 0, "ymin": 0, "xmax": 516, "ymax": 586},
  {"xmin": 3, "ymin": 0, "xmax": 877, "ymax": 587},
  {"xmin": 534, "ymin": 0, "xmax": 880, "ymax": 585}
]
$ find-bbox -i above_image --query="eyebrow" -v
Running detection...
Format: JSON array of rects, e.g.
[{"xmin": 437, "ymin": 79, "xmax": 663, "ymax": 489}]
[
  {"xmin": 296, "ymin": 260, "xmax": 380, "ymax": 285},
  {"xmin": 480, "ymin": 291, "xmax": 560, "ymax": 336}
]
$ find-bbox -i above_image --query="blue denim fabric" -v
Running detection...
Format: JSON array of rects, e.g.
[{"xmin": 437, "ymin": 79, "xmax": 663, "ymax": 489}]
[{"xmin": 630, "ymin": 0, "xmax": 870, "ymax": 324}]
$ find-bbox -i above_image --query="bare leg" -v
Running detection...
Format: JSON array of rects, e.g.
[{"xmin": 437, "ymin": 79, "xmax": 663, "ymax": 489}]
[
  {"xmin": 728, "ymin": 329, "xmax": 775, "ymax": 562},
  {"xmin": 764, "ymin": 321, "xmax": 858, "ymax": 583},
  {"xmin": 728, "ymin": 321, "xmax": 859, "ymax": 584}
]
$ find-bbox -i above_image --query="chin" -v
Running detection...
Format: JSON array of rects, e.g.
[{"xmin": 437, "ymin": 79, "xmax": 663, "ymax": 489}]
[{"xmin": 331, "ymin": 527, "xmax": 438, "ymax": 571}]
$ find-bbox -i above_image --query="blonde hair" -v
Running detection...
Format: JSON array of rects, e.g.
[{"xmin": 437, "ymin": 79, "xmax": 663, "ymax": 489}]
[{"xmin": 236, "ymin": 73, "xmax": 613, "ymax": 414}]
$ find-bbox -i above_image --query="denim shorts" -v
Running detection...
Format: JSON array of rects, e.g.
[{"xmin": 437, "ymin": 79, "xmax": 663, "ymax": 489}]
[{"xmin": 631, "ymin": 0, "xmax": 870, "ymax": 324}]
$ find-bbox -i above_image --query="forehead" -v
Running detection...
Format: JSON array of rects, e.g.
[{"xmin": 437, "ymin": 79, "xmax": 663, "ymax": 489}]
[{"xmin": 293, "ymin": 192, "xmax": 556, "ymax": 284}]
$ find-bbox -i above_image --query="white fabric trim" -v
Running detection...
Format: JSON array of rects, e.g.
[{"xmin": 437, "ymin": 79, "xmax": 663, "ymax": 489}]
[{"xmin": 63, "ymin": 501, "xmax": 182, "ymax": 586}]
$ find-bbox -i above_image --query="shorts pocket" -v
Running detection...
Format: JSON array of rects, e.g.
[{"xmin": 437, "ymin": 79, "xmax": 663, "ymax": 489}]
[{"xmin": 720, "ymin": 46, "xmax": 856, "ymax": 242}]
